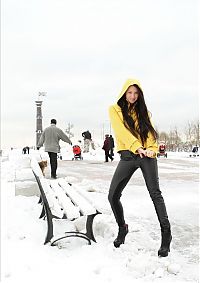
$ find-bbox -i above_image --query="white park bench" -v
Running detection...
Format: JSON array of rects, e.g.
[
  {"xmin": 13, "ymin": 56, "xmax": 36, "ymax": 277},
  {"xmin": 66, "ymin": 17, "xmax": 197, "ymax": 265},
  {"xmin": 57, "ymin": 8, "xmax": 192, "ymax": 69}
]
[{"xmin": 30, "ymin": 157, "xmax": 102, "ymax": 246}]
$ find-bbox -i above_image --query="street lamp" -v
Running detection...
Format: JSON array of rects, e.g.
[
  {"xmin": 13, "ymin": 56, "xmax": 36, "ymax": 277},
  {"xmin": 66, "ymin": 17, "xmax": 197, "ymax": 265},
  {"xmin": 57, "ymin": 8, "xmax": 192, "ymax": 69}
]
[
  {"xmin": 101, "ymin": 120, "xmax": 111, "ymax": 140},
  {"xmin": 35, "ymin": 92, "xmax": 47, "ymax": 146},
  {"xmin": 38, "ymin": 91, "xmax": 47, "ymax": 101}
]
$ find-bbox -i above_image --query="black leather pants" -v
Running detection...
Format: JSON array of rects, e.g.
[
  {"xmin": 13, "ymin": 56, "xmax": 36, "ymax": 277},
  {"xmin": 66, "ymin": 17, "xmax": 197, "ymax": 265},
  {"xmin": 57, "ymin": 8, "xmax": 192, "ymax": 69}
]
[{"xmin": 108, "ymin": 150, "xmax": 170, "ymax": 231}]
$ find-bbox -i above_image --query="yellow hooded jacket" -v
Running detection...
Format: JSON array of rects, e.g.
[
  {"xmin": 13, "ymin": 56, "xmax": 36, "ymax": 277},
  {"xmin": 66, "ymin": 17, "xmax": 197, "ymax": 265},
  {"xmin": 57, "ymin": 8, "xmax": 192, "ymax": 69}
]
[{"xmin": 109, "ymin": 78, "xmax": 158, "ymax": 156}]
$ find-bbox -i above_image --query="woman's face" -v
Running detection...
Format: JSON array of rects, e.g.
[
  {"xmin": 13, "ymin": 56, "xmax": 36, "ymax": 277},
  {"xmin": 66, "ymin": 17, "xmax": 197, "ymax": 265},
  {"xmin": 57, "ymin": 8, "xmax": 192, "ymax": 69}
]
[{"xmin": 125, "ymin": 85, "xmax": 139, "ymax": 104}]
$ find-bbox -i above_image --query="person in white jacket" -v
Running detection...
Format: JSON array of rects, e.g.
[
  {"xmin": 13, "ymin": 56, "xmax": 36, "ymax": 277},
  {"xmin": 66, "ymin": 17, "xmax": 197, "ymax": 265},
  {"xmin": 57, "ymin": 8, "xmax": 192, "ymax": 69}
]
[{"xmin": 37, "ymin": 119, "xmax": 72, "ymax": 179}]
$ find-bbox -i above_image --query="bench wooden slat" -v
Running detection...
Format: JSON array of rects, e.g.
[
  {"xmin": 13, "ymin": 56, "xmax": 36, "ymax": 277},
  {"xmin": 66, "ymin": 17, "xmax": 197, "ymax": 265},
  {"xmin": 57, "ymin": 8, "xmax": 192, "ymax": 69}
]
[
  {"xmin": 49, "ymin": 180, "xmax": 80, "ymax": 220},
  {"xmin": 71, "ymin": 184, "xmax": 109, "ymax": 214},
  {"xmin": 58, "ymin": 178, "xmax": 97, "ymax": 216},
  {"xmin": 40, "ymin": 179, "xmax": 64, "ymax": 218}
]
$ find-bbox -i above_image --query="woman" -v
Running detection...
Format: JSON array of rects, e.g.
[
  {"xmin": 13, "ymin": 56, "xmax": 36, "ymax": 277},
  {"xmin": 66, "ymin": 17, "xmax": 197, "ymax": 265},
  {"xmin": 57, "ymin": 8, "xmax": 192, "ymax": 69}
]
[
  {"xmin": 102, "ymin": 134, "xmax": 114, "ymax": 162},
  {"xmin": 108, "ymin": 78, "xmax": 172, "ymax": 257}
]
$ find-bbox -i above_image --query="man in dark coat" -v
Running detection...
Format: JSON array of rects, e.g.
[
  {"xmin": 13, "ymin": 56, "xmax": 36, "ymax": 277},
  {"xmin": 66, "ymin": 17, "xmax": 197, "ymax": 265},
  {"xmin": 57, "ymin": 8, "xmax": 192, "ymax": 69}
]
[
  {"xmin": 102, "ymin": 134, "xmax": 114, "ymax": 162},
  {"xmin": 109, "ymin": 135, "xmax": 115, "ymax": 157}
]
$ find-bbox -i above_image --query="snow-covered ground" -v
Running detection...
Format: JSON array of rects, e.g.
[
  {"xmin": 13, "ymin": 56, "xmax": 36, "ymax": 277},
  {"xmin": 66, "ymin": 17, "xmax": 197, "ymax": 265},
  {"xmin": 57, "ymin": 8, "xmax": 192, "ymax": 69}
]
[{"xmin": 1, "ymin": 147, "xmax": 199, "ymax": 283}]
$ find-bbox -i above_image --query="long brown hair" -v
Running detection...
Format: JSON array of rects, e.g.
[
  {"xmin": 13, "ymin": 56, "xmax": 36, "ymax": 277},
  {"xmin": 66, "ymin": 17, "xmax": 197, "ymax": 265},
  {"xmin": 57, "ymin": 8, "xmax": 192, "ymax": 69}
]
[{"xmin": 117, "ymin": 84, "xmax": 158, "ymax": 145}]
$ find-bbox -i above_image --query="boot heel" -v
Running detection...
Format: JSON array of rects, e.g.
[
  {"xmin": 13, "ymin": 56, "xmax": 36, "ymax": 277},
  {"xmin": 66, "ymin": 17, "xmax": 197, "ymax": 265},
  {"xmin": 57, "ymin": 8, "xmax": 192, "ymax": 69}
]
[
  {"xmin": 113, "ymin": 224, "xmax": 128, "ymax": 248},
  {"xmin": 158, "ymin": 232, "xmax": 172, "ymax": 257}
]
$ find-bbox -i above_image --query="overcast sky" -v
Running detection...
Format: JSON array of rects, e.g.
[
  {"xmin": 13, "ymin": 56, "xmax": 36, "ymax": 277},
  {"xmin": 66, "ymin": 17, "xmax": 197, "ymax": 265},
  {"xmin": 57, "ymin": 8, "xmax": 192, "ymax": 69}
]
[{"xmin": 1, "ymin": 0, "xmax": 199, "ymax": 149}]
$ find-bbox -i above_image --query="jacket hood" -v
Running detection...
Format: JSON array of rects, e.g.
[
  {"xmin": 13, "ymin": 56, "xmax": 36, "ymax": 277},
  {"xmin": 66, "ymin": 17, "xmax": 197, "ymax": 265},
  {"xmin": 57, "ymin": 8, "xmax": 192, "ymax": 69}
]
[{"xmin": 117, "ymin": 78, "xmax": 142, "ymax": 102}]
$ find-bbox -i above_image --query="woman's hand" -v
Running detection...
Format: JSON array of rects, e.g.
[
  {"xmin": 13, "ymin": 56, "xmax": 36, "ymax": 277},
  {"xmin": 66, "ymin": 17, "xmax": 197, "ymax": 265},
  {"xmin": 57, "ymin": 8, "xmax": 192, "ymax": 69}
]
[
  {"xmin": 137, "ymin": 148, "xmax": 155, "ymax": 158},
  {"xmin": 145, "ymin": 149, "xmax": 155, "ymax": 158},
  {"xmin": 137, "ymin": 148, "xmax": 146, "ymax": 158}
]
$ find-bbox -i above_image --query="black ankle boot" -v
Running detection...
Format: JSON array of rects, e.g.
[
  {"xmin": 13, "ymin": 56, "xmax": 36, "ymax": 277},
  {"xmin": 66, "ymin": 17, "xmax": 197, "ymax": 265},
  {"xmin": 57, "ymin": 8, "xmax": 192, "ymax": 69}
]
[
  {"xmin": 158, "ymin": 230, "xmax": 172, "ymax": 257},
  {"xmin": 114, "ymin": 224, "xmax": 128, "ymax": 248}
]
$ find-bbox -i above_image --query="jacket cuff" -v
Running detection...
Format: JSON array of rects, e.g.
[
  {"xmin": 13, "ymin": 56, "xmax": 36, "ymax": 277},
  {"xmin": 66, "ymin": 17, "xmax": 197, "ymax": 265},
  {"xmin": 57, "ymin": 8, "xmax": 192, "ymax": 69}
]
[
  {"xmin": 147, "ymin": 145, "xmax": 158, "ymax": 153},
  {"xmin": 129, "ymin": 141, "xmax": 143, "ymax": 154}
]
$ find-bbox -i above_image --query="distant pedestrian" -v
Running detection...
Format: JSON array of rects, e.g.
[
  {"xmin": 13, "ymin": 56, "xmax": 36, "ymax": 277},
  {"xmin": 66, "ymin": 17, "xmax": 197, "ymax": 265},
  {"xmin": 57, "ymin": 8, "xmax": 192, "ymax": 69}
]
[
  {"xmin": 37, "ymin": 119, "xmax": 72, "ymax": 179},
  {"xmin": 102, "ymin": 134, "xmax": 114, "ymax": 162},
  {"xmin": 82, "ymin": 130, "xmax": 95, "ymax": 152},
  {"xmin": 26, "ymin": 146, "xmax": 30, "ymax": 154},
  {"xmin": 192, "ymin": 145, "xmax": 198, "ymax": 153},
  {"xmin": 109, "ymin": 135, "xmax": 115, "ymax": 156},
  {"xmin": 22, "ymin": 147, "xmax": 27, "ymax": 154}
]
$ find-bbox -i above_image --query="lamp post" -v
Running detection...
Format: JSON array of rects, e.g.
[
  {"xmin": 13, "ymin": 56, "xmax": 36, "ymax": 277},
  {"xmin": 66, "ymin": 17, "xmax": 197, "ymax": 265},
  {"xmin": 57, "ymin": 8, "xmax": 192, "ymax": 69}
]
[
  {"xmin": 101, "ymin": 120, "xmax": 111, "ymax": 140},
  {"xmin": 35, "ymin": 92, "xmax": 46, "ymax": 146}
]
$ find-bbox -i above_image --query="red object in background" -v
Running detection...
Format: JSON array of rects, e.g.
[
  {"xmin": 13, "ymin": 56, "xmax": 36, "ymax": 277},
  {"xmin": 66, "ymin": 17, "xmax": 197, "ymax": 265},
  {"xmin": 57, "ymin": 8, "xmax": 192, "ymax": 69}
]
[
  {"xmin": 73, "ymin": 145, "xmax": 81, "ymax": 155},
  {"xmin": 157, "ymin": 143, "xmax": 167, "ymax": 158},
  {"xmin": 159, "ymin": 144, "xmax": 166, "ymax": 152}
]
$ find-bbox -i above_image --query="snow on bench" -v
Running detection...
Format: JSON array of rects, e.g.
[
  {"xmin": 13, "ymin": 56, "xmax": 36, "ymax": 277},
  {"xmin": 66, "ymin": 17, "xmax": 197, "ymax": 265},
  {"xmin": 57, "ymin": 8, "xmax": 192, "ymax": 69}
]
[
  {"xmin": 49, "ymin": 180, "xmax": 80, "ymax": 220},
  {"xmin": 30, "ymin": 157, "xmax": 101, "ymax": 246},
  {"xmin": 57, "ymin": 178, "xmax": 97, "ymax": 216},
  {"xmin": 40, "ymin": 178, "xmax": 64, "ymax": 219},
  {"xmin": 69, "ymin": 182, "xmax": 110, "ymax": 214}
]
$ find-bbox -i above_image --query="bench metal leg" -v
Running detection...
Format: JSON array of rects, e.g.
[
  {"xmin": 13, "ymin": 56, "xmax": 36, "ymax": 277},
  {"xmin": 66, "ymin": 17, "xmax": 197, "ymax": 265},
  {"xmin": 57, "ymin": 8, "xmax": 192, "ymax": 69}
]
[
  {"xmin": 42, "ymin": 212, "xmax": 102, "ymax": 245},
  {"xmin": 44, "ymin": 210, "xmax": 54, "ymax": 245},
  {"xmin": 85, "ymin": 212, "xmax": 101, "ymax": 242},
  {"xmin": 38, "ymin": 195, "xmax": 42, "ymax": 204},
  {"xmin": 39, "ymin": 205, "xmax": 45, "ymax": 219},
  {"xmin": 51, "ymin": 212, "xmax": 102, "ymax": 246},
  {"xmin": 51, "ymin": 232, "xmax": 91, "ymax": 246}
]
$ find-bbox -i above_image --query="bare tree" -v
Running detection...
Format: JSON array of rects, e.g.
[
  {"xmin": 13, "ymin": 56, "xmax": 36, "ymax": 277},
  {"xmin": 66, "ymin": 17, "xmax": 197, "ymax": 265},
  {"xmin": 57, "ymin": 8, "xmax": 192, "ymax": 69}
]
[
  {"xmin": 168, "ymin": 127, "xmax": 181, "ymax": 151},
  {"xmin": 157, "ymin": 120, "xmax": 199, "ymax": 152},
  {"xmin": 193, "ymin": 120, "xmax": 200, "ymax": 145},
  {"xmin": 185, "ymin": 121, "xmax": 194, "ymax": 144},
  {"xmin": 65, "ymin": 122, "xmax": 74, "ymax": 139},
  {"xmin": 158, "ymin": 131, "xmax": 169, "ymax": 144},
  {"xmin": 185, "ymin": 120, "xmax": 199, "ymax": 145}
]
